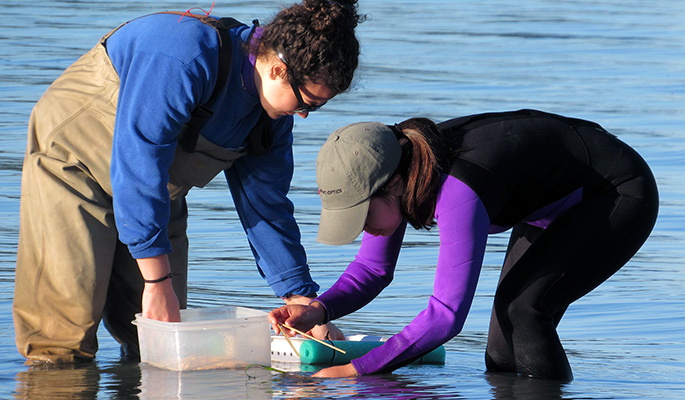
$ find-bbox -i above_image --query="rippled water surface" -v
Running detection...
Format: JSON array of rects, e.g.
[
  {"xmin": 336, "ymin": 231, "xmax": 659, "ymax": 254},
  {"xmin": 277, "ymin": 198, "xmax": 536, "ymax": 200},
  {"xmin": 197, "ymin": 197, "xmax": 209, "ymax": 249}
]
[{"xmin": 1, "ymin": 1, "xmax": 684, "ymax": 398}]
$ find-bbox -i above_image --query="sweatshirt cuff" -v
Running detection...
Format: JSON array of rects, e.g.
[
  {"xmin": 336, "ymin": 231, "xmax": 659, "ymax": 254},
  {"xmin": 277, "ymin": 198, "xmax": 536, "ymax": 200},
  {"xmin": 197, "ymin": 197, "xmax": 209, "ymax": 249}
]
[
  {"xmin": 127, "ymin": 228, "xmax": 172, "ymax": 259},
  {"xmin": 265, "ymin": 264, "xmax": 320, "ymax": 298}
]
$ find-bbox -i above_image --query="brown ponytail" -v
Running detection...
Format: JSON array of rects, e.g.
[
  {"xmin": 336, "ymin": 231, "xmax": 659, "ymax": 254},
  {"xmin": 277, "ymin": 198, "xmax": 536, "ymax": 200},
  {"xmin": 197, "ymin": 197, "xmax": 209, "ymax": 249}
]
[
  {"xmin": 390, "ymin": 118, "xmax": 450, "ymax": 230},
  {"xmin": 257, "ymin": 0, "xmax": 364, "ymax": 93}
]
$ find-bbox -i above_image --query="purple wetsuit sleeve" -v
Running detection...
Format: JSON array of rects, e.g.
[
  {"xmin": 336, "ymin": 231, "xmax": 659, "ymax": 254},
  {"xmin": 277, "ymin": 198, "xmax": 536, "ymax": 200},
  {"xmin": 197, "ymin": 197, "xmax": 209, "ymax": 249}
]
[
  {"xmin": 315, "ymin": 222, "xmax": 406, "ymax": 322},
  {"xmin": 351, "ymin": 175, "xmax": 490, "ymax": 375}
]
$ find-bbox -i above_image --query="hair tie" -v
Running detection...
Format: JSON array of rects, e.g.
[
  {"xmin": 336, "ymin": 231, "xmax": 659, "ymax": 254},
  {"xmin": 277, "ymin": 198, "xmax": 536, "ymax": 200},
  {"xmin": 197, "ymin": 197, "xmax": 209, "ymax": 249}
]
[{"xmin": 390, "ymin": 123, "xmax": 406, "ymax": 140}]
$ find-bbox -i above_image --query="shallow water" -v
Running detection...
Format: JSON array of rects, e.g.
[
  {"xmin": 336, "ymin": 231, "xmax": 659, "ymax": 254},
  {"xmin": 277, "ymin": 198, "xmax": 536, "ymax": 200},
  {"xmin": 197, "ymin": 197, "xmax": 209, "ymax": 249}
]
[{"xmin": 1, "ymin": 0, "xmax": 684, "ymax": 399}]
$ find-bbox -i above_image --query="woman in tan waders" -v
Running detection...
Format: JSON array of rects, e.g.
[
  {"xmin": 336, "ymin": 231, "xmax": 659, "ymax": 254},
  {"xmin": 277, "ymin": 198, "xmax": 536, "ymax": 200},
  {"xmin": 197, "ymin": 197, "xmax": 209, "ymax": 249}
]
[{"xmin": 14, "ymin": 0, "xmax": 362, "ymax": 364}]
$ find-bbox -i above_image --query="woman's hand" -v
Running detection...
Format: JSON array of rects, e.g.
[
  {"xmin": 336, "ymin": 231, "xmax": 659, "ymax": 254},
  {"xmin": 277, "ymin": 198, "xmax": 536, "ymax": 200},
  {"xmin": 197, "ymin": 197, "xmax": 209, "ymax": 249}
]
[
  {"xmin": 275, "ymin": 296, "xmax": 345, "ymax": 340},
  {"xmin": 138, "ymin": 255, "xmax": 181, "ymax": 322},
  {"xmin": 142, "ymin": 280, "xmax": 181, "ymax": 322},
  {"xmin": 312, "ymin": 363, "xmax": 358, "ymax": 378},
  {"xmin": 268, "ymin": 302, "xmax": 325, "ymax": 336},
  {"xmin": 312, "ymin": 322, "xmax": 346, "ymax": 340}
]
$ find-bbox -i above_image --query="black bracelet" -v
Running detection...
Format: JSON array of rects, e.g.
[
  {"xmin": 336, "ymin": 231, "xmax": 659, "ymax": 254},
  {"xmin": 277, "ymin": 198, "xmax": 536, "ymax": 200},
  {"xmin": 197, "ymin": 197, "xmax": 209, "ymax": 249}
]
[{"xmin": 143, "ymin": 271, "xmax": 182, "ymax": 284}]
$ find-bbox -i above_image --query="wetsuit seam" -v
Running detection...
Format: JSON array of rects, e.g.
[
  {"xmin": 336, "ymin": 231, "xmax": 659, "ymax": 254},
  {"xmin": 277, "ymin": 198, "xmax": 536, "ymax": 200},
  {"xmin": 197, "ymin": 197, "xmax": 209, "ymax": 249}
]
[{"xmin": 570, "ymin": 125, "xmax": 591, "ymax": 167}]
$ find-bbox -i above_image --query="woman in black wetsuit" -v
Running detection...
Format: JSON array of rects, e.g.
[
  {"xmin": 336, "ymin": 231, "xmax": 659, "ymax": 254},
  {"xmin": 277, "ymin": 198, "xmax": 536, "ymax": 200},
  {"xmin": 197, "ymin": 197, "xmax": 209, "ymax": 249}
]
[{"xmin": 269, "ymin": 109, "xmax": 659, "ymax": 379}]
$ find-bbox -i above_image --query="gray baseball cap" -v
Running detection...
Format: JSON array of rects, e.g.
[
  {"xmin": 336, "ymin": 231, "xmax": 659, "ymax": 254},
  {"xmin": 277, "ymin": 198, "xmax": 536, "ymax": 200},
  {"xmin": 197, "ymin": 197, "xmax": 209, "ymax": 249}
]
[{"xmin": 316, "ymin": 122, "xmax": 402, "ymax": 245}]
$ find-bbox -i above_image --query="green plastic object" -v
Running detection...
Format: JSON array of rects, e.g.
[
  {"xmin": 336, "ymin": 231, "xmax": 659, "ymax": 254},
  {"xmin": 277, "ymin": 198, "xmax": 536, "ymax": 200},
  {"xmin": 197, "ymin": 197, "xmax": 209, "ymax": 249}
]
[{"xmin": 298, "ymin": 340, "xmax": 446, "ymax": 365}]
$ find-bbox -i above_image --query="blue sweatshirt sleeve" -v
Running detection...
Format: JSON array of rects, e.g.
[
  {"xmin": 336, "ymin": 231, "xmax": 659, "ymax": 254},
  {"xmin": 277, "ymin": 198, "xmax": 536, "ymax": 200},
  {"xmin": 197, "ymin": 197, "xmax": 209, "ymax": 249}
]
[
  {"xmin": 225, "ymin": 117, "xmax": 319, "ymax": 298},
  {"xmin": 350, "ymin": 175, "xmax": 490, "ymax": 375},
  {"xmin": 108, "ymin": 15, "xmax": 220, "ymax": 258}
]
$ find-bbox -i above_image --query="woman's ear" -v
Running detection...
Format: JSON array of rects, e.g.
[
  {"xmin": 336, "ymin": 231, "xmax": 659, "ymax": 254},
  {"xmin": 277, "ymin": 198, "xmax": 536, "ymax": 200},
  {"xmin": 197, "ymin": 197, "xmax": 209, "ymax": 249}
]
[
  {"xmin": 257, "ymin": 52, "xmax": 287, "ymax": 81},
  {"xmin": 273, "ymin": 66, "xmax": 286, "ymax": 81},
  {"xmin": 271, "ymin": 55, "xmax": 288, "ymax": 80}
]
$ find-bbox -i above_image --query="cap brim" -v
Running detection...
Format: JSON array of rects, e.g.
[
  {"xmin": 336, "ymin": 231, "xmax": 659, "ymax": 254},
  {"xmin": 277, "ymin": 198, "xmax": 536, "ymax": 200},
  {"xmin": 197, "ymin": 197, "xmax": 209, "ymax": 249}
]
[{"xmin": 316, "ymin": 199, "xmax": 370, "ymax": 245}]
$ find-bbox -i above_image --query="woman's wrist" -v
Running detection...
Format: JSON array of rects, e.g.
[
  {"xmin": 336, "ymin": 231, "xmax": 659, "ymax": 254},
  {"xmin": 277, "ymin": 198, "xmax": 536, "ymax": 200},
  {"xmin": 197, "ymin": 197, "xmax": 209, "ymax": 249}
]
[
  {"xmin": 142, "ymin": 271, "xmax": 181, "ymax": 284},
  {"xmin": 307, "ymin": 299, "xmax": 329, "ymax": 325},
  {"xmin": 283, "ymin": 294, "xmax": 316, "ymax": 306}
]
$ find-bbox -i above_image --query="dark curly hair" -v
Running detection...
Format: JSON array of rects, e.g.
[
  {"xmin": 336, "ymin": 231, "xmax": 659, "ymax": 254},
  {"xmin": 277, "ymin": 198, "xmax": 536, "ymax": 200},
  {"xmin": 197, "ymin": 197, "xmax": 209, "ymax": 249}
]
[{"xmin": 255, "ymin": 0, "xmax": 363, "ymax": 94}]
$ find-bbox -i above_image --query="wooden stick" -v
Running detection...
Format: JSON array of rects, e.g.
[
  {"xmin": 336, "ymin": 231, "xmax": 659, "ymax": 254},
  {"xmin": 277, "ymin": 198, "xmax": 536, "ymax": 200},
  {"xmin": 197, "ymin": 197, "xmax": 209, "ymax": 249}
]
[
  {"xmin": 279, "ymin": 324, "xmax": 347, "ymax": 354},
  {"xmin": 281, "ymin": 330, "xmax": 300, "ymax": 359}
]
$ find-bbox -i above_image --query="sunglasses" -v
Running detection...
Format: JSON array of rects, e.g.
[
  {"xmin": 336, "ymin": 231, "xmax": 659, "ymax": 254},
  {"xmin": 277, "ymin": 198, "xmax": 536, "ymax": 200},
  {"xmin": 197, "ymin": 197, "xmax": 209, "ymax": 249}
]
[{"xmin": 277, "ymin": 52, "xmax": 327, "ymax": 113}]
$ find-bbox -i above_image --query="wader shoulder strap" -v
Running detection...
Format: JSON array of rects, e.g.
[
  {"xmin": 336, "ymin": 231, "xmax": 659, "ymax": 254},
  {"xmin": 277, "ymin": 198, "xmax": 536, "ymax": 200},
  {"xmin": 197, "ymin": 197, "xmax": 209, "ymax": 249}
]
[
  {"xmin": 179, "ymin": 17, "xmax": 243, "ymax": 153},
  {"xmin": 246, "ymin": 109, "xmax": 274, "ymax": 156}
]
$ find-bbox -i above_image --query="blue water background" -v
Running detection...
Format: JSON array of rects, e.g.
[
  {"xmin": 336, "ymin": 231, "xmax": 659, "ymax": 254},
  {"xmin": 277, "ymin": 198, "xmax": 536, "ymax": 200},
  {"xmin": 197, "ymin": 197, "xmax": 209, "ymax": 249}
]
[{"xmin": 0, "ymin": 0, "xmax": 683, "ymax": 398}]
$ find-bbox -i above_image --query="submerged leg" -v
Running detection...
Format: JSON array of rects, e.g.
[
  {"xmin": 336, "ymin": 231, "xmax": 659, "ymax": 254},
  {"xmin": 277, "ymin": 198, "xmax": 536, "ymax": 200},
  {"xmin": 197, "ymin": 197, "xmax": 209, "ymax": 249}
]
[
  {"xmin": 14, "ymin": 140, "xmax": 117, "ymax": 363},
  {"xmin": 485, "ymin": 223, "xmax": 543, "ymax": 374},
  {"xmin": 487, "ymin": 188, "xmax": 656, "ymax": 380}
]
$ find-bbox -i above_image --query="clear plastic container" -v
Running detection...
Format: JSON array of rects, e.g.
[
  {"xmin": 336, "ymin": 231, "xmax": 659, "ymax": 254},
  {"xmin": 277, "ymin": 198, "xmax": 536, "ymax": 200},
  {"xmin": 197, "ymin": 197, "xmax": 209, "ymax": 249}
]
[{"xmin": 133, "ymin": 307, "xmax": 270, "ymax": 371}]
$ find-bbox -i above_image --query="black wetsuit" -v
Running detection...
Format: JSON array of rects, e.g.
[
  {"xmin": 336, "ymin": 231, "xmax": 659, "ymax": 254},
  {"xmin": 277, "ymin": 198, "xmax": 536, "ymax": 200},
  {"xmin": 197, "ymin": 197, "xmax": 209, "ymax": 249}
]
[
  {"xmin": 439, "ymin": 109, "xmax": 659, "ymax": 379},
  {"xmin": 316, "ymin": 110, "xmax": 658, "ymax": 378}
]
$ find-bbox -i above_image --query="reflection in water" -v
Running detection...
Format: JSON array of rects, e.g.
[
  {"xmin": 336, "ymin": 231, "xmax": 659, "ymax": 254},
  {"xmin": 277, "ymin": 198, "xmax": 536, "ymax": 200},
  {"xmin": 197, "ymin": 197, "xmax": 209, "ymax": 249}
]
[
  {"xmin": 14, "ymin": 362, "xmax": 103, "ymax": 399},
  {"xmin": 354, "ymin": 374, "xmax": 460, "ymax": 399},
  {"xmin": 14, "ymin": 360, "xmax": 278, "ymax": 400},
  {"xmin": 264, "ymin": 363, "xmax": 575, "ymax": 399},
  {"xmin": 103, "ymin": 360, "xmax": 143, "ymax": 398},
  {"xmin": 485, "ymin": 371, "xmax": 571, "ymax": 400},
  {"xmin": 271, "ymin": 370, "xmax": 465, "ymax": 399},
  {"xmin": 139, "ymin": 364, "xmax": 273, "ymax": 400},
  {"xmin": 13, "ymin": 360, "xmax": 576, "ymax": 400}
]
